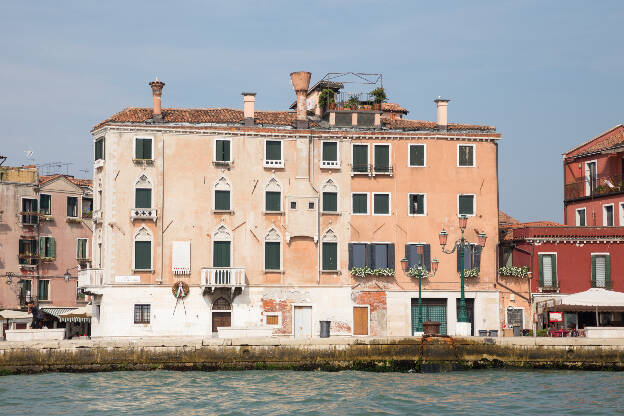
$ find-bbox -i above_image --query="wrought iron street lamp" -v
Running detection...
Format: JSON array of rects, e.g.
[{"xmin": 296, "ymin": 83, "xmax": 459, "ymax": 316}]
[
  {"xmin": 400, "ymin": 245, "xmax": 439, "ymax": 333},
  {"xmin": 438, "ymin": 215, "xmax": 487, "ymax": 332}
]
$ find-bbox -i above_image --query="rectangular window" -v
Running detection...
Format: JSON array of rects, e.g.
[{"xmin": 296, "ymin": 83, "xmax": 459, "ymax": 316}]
[
  {"xmin": 576, "ymin": 208, "xmax": 586, "ymax": 226},
  {"xmin": 214, "ymin": 190, "xmax": 231, "ymax": 211},
  {"xmin": 39, "ymin": 236, "xmax": 56, "ymax": 259},
  {"xmin": 266, "ymin": 315, "xmax": 279, "ymax": 325},
  {"xmin": 82, "ymin": 197, "xmax": 93, "ymax": 217},
  {"xmin": 95, "ymin": 137, "xmax": 105, "ymax": 161},
  {"xmin": 21, "ymin": 280, "xmax": 32, "ymax": 302},
  {"xmin": 77, "ymin": 238, "xmax": 88, "ymax": 260},
  {"xmin": 265, "ymin": 191, "xmax": 281, "ymax": 212},
  {"xmin": 373, "ymin": 193, "xmax": 390, "ymax": 215},
  {"xmin": 592, "ymin": 254, "xmax": 610, "ymax": 288},
  {"xmin": 322, "ymin": 142, "xmax": 338, "ymax": 162},
  {"xmin": 213, "ymin": 241, "xmax": 231, "ymax": 268},
  {"xmin": 585, "ymin": 161, "xmax": 597, "ymax": 196},
  {"xmin": 135, "ymin": 189, "xmax": 152, "ymax": 209},
  {"xmin": 408, "ymin": 194, "xmax": 426, "ymax": 215},
  {"xmin": 603, "ymin": 204, "xmax": 614, "ymax": 226},
  {"xmin": 352, "ymin": 193, "xmax": 368, "ymax": 215},
  {"xmin": 67, "ymin": 196, "xmax": 78, "ymax": 217},
  {"xmin": 352, "ymin": 144, "xmax": 369, "ymax": 173},
  {"xmin": 349, "ymin": 243, "xmax": 367, "ymax": 269},
  {"xmin": 458, "ymin": 194, "xmax": 475, "ymax": 216},
  {"xmin": 457, "ymin": 244, "xmax": 482, "ymax": 272},
  {"xmin": 215, "ymin": 139, "xmax": 231, "ymax": 162},
  {"xmin": 135, "ymin": 138, "xmax": 153, "ymax": 160},
  {"xmin": 22, "ymin": 198, "xmax": 38, "ymax": 224},
  {"xmin": 322, "ymin": 192, "xmax": 338, "ymax": 212},
  {"xmin": 40, "ymin": 194, "xmax": 51, "ymax": 215},
  {"xmin": 18, "ymin": 239, "xmax": 38, "ymax": 265},
  {"xmin": 373, "ymin": 144, "xmax": 390, "ymax": 173},
  {"xmin": 371, "ymin": 243, "xmax": 395, "ymax": 269},
  {"xmin": 38, "ymin": 280, "xmax": 49, "ymax": 301},
  {"xmin": 265, "ymin": 140, "xmax": 282, "ymax": 166},
  {"xmin": 135, "ymin": 241, "xmax": 152, "ymax": 270},
  {"xmin": 265, "ymin": 242, "xmax": 280, "ymax": 271},
  {"xmin": 501, "ymin": 246, "xmax": 513, "ymax": 268},
  {"xmin": 409, "ymin": 144, "xmax": 425, "ymax": 167},
  {"xmin": 76, "ymin": 282, "xmax": 85, "ymax": 302},
  {"xmin": 405, "ymin": 244, "xmax": 431, "ymax": 270},
  {"xmin": 134, "ymin": 304, "xmax": 151, "ymax": 324},
  {"xmin": 322, "ymin": 242, "xmax": 338, "ymax": 271},
  {"xmin": 538, "ymin": 254, "xmax": 557, "ymax": 288},
  {"xmin": 458, "ymin": 144, "xmax": 475, "ymax": 167}
]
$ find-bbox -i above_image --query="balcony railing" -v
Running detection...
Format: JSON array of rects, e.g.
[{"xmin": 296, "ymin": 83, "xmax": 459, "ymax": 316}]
[
  {"xmin": 321, "ymin": 160, "xmax": 340, "ymax": 169},
  {"xmin": 592, "ymin": 281, "xmax": 613, "ymax": 289},
  {"xmin": 564, "ymin": 174, "xmax": 624, "ymax": 201},
  {"xmin": 131, "ymin": 208, "xmax": 157, "ymax": 222},
  {"xmin": 201, "ymin": 267, "xmax": 246, "ymax": 290},
  {"xmin": 78, "ymin": 268, "xmax": 104, "ymax": 288},
  {"xmin": 373, "ymin": 165, "xmax": 393, "ymax": 176},
  {"xmin": 539, "ymin": 283, "xmax": 559, "ymax": 292},
  {"xmin": 351, "ymin": 164, "xmax": 371, "ymax": 175}
]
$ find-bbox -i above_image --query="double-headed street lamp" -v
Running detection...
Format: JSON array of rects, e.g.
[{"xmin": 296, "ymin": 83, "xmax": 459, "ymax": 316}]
[
  {"xmin": 400, "ymin": 246, "xmax": 439, "ymax": 333},
  {"xmin": 438, "ymin": 215, "xmax": 487, "ymax": 330}
]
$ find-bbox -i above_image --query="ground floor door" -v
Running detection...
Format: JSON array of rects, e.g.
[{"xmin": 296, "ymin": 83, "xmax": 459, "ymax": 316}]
[
  {"xmin": 353, "ymin": 307, "xmax": 368, "ymax": 335},
  {"xmin": 294, "ymin": 306, "xmax": 312, "ymax": 338},
  {"xmin": 212, "ymin": 312, "xmax": 231, "ymax": 333},
  {"xmin": 412, "ymin": 298, "xmax": 447, "ymax": 335},
  {"xmin": 456, "ymin": 298, "xmax": 475, "ymax": 336}
]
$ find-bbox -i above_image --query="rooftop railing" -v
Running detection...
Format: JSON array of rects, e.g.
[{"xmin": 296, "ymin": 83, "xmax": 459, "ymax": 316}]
[{"xmin": 564, "ymin": 174, "xmax": 624, "ymax": 201}]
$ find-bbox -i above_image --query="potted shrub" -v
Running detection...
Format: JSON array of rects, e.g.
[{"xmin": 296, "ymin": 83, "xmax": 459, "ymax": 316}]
[
  {"xmin": 346, "ymin": 95, "xmax": 360, "ymax": 110},
  {"xmin": 318, "ymin": 89, "xmax": 336, "ymax": 113},
  {"xmin": 370, "ymin": 87, "xmax": 387, "ymax": 110}
]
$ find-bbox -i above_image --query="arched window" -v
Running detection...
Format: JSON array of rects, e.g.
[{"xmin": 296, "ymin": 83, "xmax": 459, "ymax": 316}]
[
  {"xmin": 321, "ymin": 228, "xmax": 338, "ymax": 271},
  {"xmin": 214, "ymin": 176, "xmax": 231, "ymax": 211},
  {"xmin": 213, "ymin": 297, "xmax": 231, "ymax": 310},
  {"xmin": 134, "ymin": 226, "xmax": 152, "ymax": 271},
  {"xmin": 264, "ymin": 226, "xmax": 282, "ymax": 271},
  {"xmin": 213, "ymin": 225, "xmax": 232, "ymax": 268},
  {"xmin": 321, "ymin": 179, "xmax": 339, "ymax": 213},
  {"xmin": 135, "ymin": 174, "xmax": 152, "ymax": 209},
  {"xmin": 265, "ymin": 177, "xmax": 282, "ymax": 213}
]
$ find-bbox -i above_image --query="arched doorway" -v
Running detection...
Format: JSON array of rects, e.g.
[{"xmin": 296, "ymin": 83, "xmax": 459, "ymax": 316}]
[{"xmin": 212, "ymin": 297, "xmax": 231, "ymax": 333}]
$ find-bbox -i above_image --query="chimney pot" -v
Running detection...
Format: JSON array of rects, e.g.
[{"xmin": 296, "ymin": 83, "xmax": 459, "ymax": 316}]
[
  {"xmin": 242, "ymin": 92, "xmax": 256, "ymax": 126},
  {"xmin": 149, "ymin": 78, "xmax": 165, "ymax": 123},
  {"xmin": 434, "ymin": 97, "xmax": 450, "ymax": 129},
  {"xmin": 290, "ymin": 71, "xmax": 311, "ymax": 129}
]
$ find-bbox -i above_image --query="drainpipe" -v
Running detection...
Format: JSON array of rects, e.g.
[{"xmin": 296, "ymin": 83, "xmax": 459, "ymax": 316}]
[{"xmin": 158, "ymin": 135, "xmax": 164, "ymax": 284}]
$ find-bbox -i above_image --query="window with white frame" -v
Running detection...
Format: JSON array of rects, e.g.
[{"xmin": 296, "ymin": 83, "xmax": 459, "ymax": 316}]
[
  {"xmin": 373, "ymin": 144, "xmax": 391, "ymax": 173},
  {"xmin": 321, "ymin": 141, "xmax": 340, "ymax": 168},
  {"xmin": 458, "ymin": 144, "xmax": 475, "ymax": 167},
  {"xmin": 264, "ymin": 140, "xmax": 283, "ymax": 168},
  {"xmin": 373, "ymin": 193, "xmax": 391, "ymax": 215},
  {"xmin": 67, "ymin": 196, "xmax": 79, "ymax": 218},
  {"xmin": 135, "ymin": 175, "xmax": 152, "ymax": 209},
  {"xmin": 135, "ymin": 137, "xmax": 153, "ymax": 160},
  {"xmin": 39, "ymin": 236, "xmax": 55, "ymax": 260},
  {"xmin": 265, "ymin": 178, "xmax": 282, "ymax": 212},
  {"xmin": 95, "ymin": 137, "xmax": 104, "ymax": 161},
  {"xmin": 603, "ymin": 204, "xmax": 614, "ymax": 226},
  {"xmin": 458, "ymin": 194, "xmax": 475, "ymax": 216},
  {"xmin": 77, "ymin": 238, "xmax": 88, "ymax": 260},
  {"xmin": 213, "ymin": 225, "xmax": 232, "ymax": 268},
  {"xmin": 214, "ymin": 138, "xmax": 231, "ymax": 163},
  {"xmin": 408, "ymin": 144, "xmax": 425, "ymax": 167},
  {"xmin": 38, "ymin": 280, "xmax": 50, "ymax": 301},
  {"xmin": 134, "ymin": 304, "xmax": 150, "ymax": 324},
  {"xmin": 408, "ymin": 193, "xmax": 426, "ymax": 216},
  {"xmin": 538, "ymin": 253, "xmax": 557, "ymax": 288},
  {"xmin": 352, "ymin": 144, "xmax": 369, "ymax": 173},
  {"xmin": 322, "ymin": 179, "xmax": 338, "ymax": 213},
  {"xmin": 264, "ymin": 227, "xmax": 281, "ymax": 271},
  {"xmin": 576, "ymin": 208, "xmax": 586, "ymax": 226},
  {"xmin": 585, "ymin": 161, "xmax": 597, "ymax": 196},
  {"xmin": 39, "ymin": 194, "xmax": 51, "ymax": 216},
  {"xmin": 134, "ymin": 227, "xmax": 152, "ymax": 271},
  {"xmin": 321, "ymin": 229, "xmax": 338, "ymax": 271},
  {"xmin": 352, "ymin": 193, "xmax": 368, "ymax": 215},
  {"xmin": 214, "ymin": 177, "xmax": 231, "ymax": 211},
  {"xmin": 21, "ymin": 198, "xmax": 39, "ymax": 224}
]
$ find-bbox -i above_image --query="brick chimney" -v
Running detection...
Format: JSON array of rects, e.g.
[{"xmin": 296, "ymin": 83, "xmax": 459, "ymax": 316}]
[
  {"xmin": 242, "ymin": 92, "xmax": 256, "ymax": 126},
  {"xmin": 149, "ymin": 77, "xmax": 165, "ymax": 123},
  {"xmin": 434, "ymin": 97, "xmax": 449, "ymax": 130},
  {"xmin": 290, "ymin": 71, "xmax": 311, "ymax": 129}
]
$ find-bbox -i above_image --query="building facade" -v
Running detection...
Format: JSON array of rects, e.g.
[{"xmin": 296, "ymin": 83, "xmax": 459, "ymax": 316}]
[{"xmin": 81, "ymin": 72, "xmax": 501, "ymax": 338}]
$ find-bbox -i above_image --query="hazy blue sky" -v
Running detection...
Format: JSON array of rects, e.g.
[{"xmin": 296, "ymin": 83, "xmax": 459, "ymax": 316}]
[{"xmin": 1, "ymin": 1, "xmax": 623, "ymax": 222}]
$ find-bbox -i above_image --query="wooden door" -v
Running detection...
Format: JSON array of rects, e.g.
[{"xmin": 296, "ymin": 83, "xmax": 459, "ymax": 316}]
[
  {"xmin": 212, "ymin": 312, "xmax": 231, "ymax": 333},
  {"xmin": 353, "ymin": 307, "xmax": 369, "ymax": 335},
  {"xmin": 294, "ymin": 306, "xmax": 312, "ymax": 338}
]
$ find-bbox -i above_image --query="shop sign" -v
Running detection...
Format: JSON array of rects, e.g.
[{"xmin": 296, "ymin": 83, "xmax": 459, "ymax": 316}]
[{"xmin": 548, "ymin": 311, "xmax": 563, "ymax": 322}]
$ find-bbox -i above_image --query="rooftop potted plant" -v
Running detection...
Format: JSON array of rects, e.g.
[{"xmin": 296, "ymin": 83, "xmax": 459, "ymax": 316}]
[
  {"xmin": 346, "ymin": 95, "xmax": 360, "ymax": 110},
  {"xmin": 318, "ymin": 89, "xmax": 336, "ymax": 112},
  {"xmin": 370, "ymin": 87, "xmax": 387, "ymax": 110}
]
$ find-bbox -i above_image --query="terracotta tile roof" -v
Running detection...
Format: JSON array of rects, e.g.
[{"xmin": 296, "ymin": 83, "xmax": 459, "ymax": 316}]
[
  {"xmin": 564, "ymin": 125, "xmax": 624, "ymax": 158},
  {"xmin": 40, "ymin": 174, "xmax": 92, "ymax": 187},
  {"xmin": 93, "ymin": 107, "xmax": 496, "ymax": 133},
  {"xmin": 511, "ymin": 225, "xmax": 624, "ymax": 240},
  {"xmin": 381, "ymin": 102, "xmax": 408, "ymax": 114},
  {"xmin": 498, "ymin": 211, "xmax": 519, "ymax": 226}
]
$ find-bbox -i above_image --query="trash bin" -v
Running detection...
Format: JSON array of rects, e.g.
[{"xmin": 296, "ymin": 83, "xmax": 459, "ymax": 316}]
[
  {"xmin": 320, "ymin": 321, "xmax": 331, "ymax": 338},
  {"xmin": 513, "ymin": 324, "xmax": 522, "ymax": 337},
  {"xmin": 488, "ymin": 330, "xmax": 498, "ymax": 337},
  {"xmin": 422, "ymin": 321, "xmax": 441, "ymax": 335},
  {"xmin": 478, "ymin": 330, "xmax": 488, "ymax": 337}
]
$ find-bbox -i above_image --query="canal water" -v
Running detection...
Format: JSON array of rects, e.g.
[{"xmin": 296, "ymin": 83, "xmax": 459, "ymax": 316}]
[{"xmin": 1, "ymin": 370, "xmax": 622, "ymax": 415}]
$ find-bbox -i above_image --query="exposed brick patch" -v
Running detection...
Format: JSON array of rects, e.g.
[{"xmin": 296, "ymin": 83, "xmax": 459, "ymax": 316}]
[
  {"xmin": 355, "ymin": 291, "xmax": 387, "ymax": 336},
  {"xmin": 331, "ymin": 320, "xmax": 351, "ymax": 334},
  {"xmin": 262, "ymin": 298, "xmax": 291, "ymax": 335}
]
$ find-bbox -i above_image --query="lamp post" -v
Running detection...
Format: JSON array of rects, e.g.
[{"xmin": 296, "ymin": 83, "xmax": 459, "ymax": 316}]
[
  {"xmin": 400, "ymin": 245, "xmax": 439, "ymax": 334},
  {"xmin": 438, "ymin": 215, "xmax": 487, "ymax": 334}
]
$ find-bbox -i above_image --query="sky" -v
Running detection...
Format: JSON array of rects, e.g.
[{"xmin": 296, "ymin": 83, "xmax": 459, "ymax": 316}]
[{"xmin": 1, "ymin": 1, "xmax": 623, "ymax": 223}]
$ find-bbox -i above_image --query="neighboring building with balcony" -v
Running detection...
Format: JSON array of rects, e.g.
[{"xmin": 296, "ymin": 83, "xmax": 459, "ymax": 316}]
[
  {"xmin": 82, "ymin": 72, "xmax": 501, "ymax": 338},
  {"xmin": 563, "ymin": 125, "xmax": 624, "ymax": 226}
]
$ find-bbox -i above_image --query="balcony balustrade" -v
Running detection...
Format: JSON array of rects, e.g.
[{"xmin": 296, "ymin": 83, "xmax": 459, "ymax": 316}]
[
  {"xmin": 564, "ymin": 174, "xmax": 624, "ymax": 202},
  {"xmin": 92, "ymin": 210, "xmax": 103, "ymax": 223},
  {"xmin": 78, "ymin": 268, "xmax": 104, "ymax": 288},
  {"xmin": 201, "ymin": 267, "xmax": 246, "ymax": 293},
  {"xmin": 321, "ymin": 160, "xmax": 340, "ymax": 169},
  {"xmin": 263, "ymin": 159, "xmax": 284, "ymax": 169},
  {"xmin": 131, "ymin": 208, "xmax": 157, "ymax": 222}
]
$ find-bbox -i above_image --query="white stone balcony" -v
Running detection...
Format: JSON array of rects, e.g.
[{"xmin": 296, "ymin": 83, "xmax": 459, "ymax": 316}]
[
  {"xmin": 131, "ymin": 208, "xmax": 157, "ymax": 222},
  {"xmin": 320, "ymin": 160, "xmax": 340, "ymax": 169},
  {"xmin": 201, "ymin": 267, "xmax": 246, "ymax": 292},
  {"xmin": 263, "ymin": 159, "xmax": 284, "ymax": 169},
  {"xmin": 78, "ymin": 268, "xmax": 104, "ymax": 288}
]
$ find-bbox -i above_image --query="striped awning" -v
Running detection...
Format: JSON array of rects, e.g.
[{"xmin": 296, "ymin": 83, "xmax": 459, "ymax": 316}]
[
  {"xmin": 41, "ymin": 307, "xmax": 77, "ymax": 319},
  {"xmin": 59, "ymin": 306, "xmax": 92, "ymax": 322}
]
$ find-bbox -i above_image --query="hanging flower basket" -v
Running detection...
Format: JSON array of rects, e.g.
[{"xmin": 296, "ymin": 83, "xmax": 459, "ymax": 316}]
[
  {"xmin": 350, "ymin": 267, "xmax": 395, "ymax": 278},
  {"xmin": 171, "ymin": 281, "xmax": 190, "ymax": 298},
  {"xmin": 498, "ymin": 265, "xmax": 530, "ymax": 278},
  {"xmin": 462, "ymin": 268, "xmax": 480, "ymax": 278},
  {"xmin": 407, "ymin": 266, "xmax": 429, "ymax": 279}
]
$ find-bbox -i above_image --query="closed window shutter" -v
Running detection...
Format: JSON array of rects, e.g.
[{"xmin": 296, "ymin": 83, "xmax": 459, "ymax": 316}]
[
  {"xmin": 265, "ymin": 242, "xmax": 280, "ymax": 270},
  {"xmin": 366, "ymin": 244, "xmax": 373, "ymax": 268},
  {"xmin": 215, "ymin": 190, "xmax": 230, "ymax": 211},
  {"xmin": 353, "ymin": 194, "xmax": 367, "ymax": 214},
  {"xmin": 605, "ymin": 255, "xmax": 611, "ymax": 288},
  {"xmin": 323, "ymin": 142, "xmax": 337, "ymax": 161},
  {"xmin": 591, "ymin": 255, "xmax": 596, "ymax": 287},
  {"xmin": 348, "ymin": 243, "xmax": 354, "ymax": 269},
  {"xmin": 323, "ymin": 192, "xmax": 337, "ymax": 212},
  {"xmin": 539, "ymin": 255, "xmax": 544, "ymax": 287},
  {"xmin": 387, "ymin": 244, "xmax": 395, "ymax": 269},
  {"xmin": 142, "ymin": 139, "xmax": 152, "ymax": 159},
  {"xmin": 39, "ymin": 237, "xmax": 45, "ymax": 257},
  {"xmin": 410, "ymin": 145, "xmax": 424, "ymax": 166},
  {"xmin": 135, "ymin": 189, "xmax": 152, "ymax": 209},
  {"xmin": 423, "ymin": 244, "xmax": 431, "ymax": 271},
  {"xmin": 135, "ymin": 241, "xmax": 151, "ymax": 270},
  {"xmin": 353, "ymin": 145, "xmax": 368, "ymax": 172},
  {"xmin": 374, "ymin": 194, "xmax": 389, "ymax": 214},
  {"xmin": 213, "ymin": 241, "xmax": 231, "ymax": 267},
  {"xmin": 374, "ymin": 145, "xmax": 389, "ymax": 171},
  {"xmin": 473, "ymin": 245, "xmax": 482, "ymax": 271},
  {"xmin": 595, "ymin": 256, "xmax": 606, "ymax": 287},
  {"xmin": 266, "ymin": 141, "xmax": 281, "ymax": 160},
  {"xmin": 49, "ymin": 238, "xmax": 55, "ymax": 259},
  {"xmin": 406, "ymin": 244, "xmax": 417, "ymax": 268},
  {"xmin": 322, "ymin": 242, "xmax": 337, "ymax": 270},
  {"xmin": 266, "ymin": 191, "xmax": 281, "ymax": 211},
  {"xmin": 551, "ymin": 255, "xmax": 557, "ymax": 287},
  {"xmin": 136, "ymin": 139, "xmax": 143, "ymax": 159},
  {"xmin": 458, "ymin": 195, "xmax": 474, "ymax": 216}
]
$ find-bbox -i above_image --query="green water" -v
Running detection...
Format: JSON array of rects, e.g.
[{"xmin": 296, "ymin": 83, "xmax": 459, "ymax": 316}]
[{"xmin": 1, "ymin": 370, "xmax": 622, "ymax": 415}]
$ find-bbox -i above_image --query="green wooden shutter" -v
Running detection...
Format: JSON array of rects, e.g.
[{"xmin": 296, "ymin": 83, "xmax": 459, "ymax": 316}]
[
  {"xmin": 265, "ymin": 242, "xmax": 280, "ymax": 270},
  {"xmin": 39, "ymin": 237, "xmax": 45, "ymax": 257},
  {"xmin": 551, "ymin": 254, "xmax": 557, "ymax": 287},
  {"xmin": 410, "ymin": 145, "xmax": 424, "ymax": 166},
  {"xmin": 135, "ymin": 189, "xmax": 152, "ymax": 209},
  {"xmin": 266, "ymin": 191, "xmax": 281, "ymax": 211},
  {"xmin": 213, "ymin": 241, "xmax": 231, "ymax": 267},
  {"xmin": 216, "ymin": 140, "xmax": 230, "ymax": 162},
  {"xmin": 605, "ymin": 255, "xmax": 611, "ymax": 288},
  {"xmin": 49, "ymin": 238, "xmax": 56, "ymax": 259},
  {"xmin": 266, "ymin": 141, "xmax": 281, "ymax": 161},
  {"xmin": 374, "ymin": 145, "xmax": 389, "ymax": 172},
  {"xmin": 143, "ymin": 139, "xmax": 152, "ymax": 159},
  {"xmin": 40, "ymin": 195, "xmax": 50, "ymax": 215},
  {"xmin": 323, "ymin": 142, "xmax": 337, "ymax": 161},
  {"xmin": 353, "ymin": 145, "xmax": 368, "ymax": 172},
  {"xmin": 323, "ymin": 192, "xmax": 337, "ymax": 212},
  {"xmin": 135, "ymin": 241, "xmax": 151, "ymax": 270},
  {"xmin": 135, "ymin": 139, "xmax": 143, "ymax": 159},
  {"xmin": 322, "ymin": 242, "xmax": 337, "ymax": 270},
  {"xmin": 95, "ymin": 138, "xmax": 104, "ymax": 161},
  {"xmin": 374, "ymin": 194, "xmax": 389, "ymax": 214},
  {"xmin": 222, "ymin": 140, "xmax": 230, "ymax": 161},
  {"xmin": 353, "ymin": 194, "xmax": 367, "ymax": 214},
  {"xmin": 458, "ymin": 195, "xmax": 474, "ymax": 216},
  {"xmin": 538, "ymin": 255, "xmax": 544, "ymax": 287},
  {"xmin": 591, "ymin": 255, "xmax": 596, "ymax": 287},
  {"xmin": 215, "ymin": 190, "xmax": 230, "ymax": 211}
]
